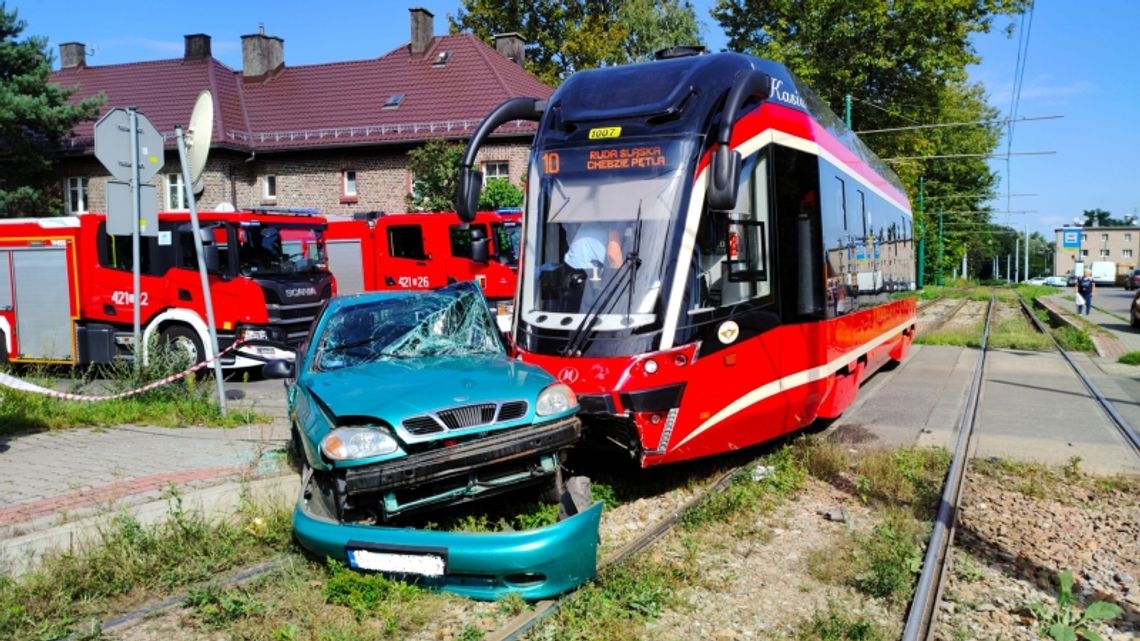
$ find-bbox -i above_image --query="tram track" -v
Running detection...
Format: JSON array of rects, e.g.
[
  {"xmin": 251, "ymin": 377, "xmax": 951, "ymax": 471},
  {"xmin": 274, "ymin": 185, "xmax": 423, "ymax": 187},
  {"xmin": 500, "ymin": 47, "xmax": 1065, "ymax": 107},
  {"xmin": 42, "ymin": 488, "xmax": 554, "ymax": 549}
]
[{"xmin": 902, "ymin": 291, "xmax": 1140, "ymax": 641}]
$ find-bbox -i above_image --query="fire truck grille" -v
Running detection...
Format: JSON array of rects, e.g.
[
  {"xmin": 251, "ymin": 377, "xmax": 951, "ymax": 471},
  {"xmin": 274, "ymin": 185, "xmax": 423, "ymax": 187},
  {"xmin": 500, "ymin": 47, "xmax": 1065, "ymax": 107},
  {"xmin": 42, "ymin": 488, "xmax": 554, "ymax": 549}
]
[{"xmin": 266, "ymin": 300, "xmax": 323, "ymax": 344}]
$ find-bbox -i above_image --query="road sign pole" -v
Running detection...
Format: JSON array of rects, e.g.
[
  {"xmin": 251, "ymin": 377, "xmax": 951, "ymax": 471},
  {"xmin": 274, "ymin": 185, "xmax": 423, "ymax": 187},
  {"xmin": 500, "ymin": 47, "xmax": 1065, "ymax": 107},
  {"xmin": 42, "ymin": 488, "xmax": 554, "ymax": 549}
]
[
  {"xmin": 176, "ymin": 126, "xmax": 227, "ymax": 416},
  {"xmin": 129, "ymin": 108, "xmax": 142, "ymax": 369}
]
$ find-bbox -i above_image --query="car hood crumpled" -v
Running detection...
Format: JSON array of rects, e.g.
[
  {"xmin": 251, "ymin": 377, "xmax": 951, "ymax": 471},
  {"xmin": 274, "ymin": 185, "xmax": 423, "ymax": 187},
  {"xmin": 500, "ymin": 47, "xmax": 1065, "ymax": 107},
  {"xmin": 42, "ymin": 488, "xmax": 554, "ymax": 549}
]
[{"xmin": 304, "ymin": 353, "xmax": 554, "ymax": 421}]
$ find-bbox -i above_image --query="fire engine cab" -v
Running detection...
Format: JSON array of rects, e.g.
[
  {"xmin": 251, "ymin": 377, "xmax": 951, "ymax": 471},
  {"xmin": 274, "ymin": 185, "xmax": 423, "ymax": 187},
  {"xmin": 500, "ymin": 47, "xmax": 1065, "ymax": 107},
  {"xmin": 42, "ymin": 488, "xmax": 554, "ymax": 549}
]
[
  {"xmin": 0, "ymin": 209, "xmax": 335, "ymax": 368},
  {"xmin": 324, "ymin": 210, "xmax": 520, "ymax": 325}
]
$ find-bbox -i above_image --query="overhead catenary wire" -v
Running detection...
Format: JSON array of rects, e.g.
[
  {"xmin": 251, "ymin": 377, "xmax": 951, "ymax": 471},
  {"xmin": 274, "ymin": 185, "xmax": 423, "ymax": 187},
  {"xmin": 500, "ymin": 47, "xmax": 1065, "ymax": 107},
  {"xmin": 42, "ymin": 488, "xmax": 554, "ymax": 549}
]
[
  {"xmin": 856, "ymin": 114, "xmax": 1061, "ymax": 135},
  {"xmin": 883, "ymin": 151, "xmax": 1054, "ymax": 162}
]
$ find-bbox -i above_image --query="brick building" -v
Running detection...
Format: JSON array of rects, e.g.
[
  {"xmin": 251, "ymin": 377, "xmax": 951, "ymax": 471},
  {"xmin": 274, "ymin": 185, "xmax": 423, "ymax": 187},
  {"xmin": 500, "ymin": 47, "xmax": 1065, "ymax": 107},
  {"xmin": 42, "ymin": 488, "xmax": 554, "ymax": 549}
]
[
  {"xmin": 50, "ymin": 8, "xmax": 550, "ymax": 217},
  {"xmin": 1054, "ymin": 225, "xmax": 1140, "ymax": 280}
]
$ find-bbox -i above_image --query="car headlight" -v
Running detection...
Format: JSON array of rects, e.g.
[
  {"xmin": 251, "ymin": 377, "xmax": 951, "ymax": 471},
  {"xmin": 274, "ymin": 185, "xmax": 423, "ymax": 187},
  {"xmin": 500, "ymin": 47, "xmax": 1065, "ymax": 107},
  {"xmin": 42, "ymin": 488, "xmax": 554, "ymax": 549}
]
[
  {"xmin": 320, "ymin": 427, "xmax": 400, "ymax": 460},
  {"xmin": 238, "ymin": 327, "xmax": 269, "ymax": 342},
  {"xmin": 535, "ymin": 383, "xmax": 578, "ymax": 417}
]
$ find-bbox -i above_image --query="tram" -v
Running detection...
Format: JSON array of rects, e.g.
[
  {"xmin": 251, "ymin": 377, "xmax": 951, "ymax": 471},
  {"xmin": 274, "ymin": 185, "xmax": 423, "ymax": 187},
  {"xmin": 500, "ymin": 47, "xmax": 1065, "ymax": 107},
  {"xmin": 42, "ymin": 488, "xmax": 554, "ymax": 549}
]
[{"xmin": 456, "ymin": 50, "xmax": 917, "ymax": 467}]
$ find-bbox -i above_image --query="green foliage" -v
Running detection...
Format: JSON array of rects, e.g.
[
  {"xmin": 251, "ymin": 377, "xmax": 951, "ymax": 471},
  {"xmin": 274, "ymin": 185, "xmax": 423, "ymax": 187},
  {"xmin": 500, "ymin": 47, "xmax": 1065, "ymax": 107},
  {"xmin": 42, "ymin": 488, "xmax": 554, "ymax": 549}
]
[
  {"xmin": 186, "ymin": 584, "xmax": 266, "ymax": 629},
  {"xmin": 797, "ymin": 601, "xmax": 888, "ymax": 641},
  {"xmin": 478, "ymin": 178, "xmax": 523, "ymax": 210},
  {"xmin": 852, "ymin": 511, "xmax": 925, "ymax": 604},
  {"xmin": 1027, "ymin": 570, "xmax": 1122, "ymax": 641},
  {"xmin": 1117, "ymin": 351, "xmax": 1140, "ymax": 366},
  {"xmin": 988, "ymin": 317, "xmax": 1051, "ymax": 351},
  {"xmin": 1079, "ymin": 208, "xmax": 1134, "ymax": 227},
  {"xmin": 450, "ymin": 0, "xmax": 703, "ymax": 85},
  {"xmin": 323, "ymin": 561, "xmax": 424, "ymax": 619},
  {"xmin": 0, "ymin": 491, "xmax": 290, "ymax": 641},
  {"xmin": 1053, "ymin": 326, "xmax": 1094, "ymax": 352},
  {"xmin": 683, "ymin": 445, "xmax": 806, "ymax": 527},
  {"xmin": 0, "ymin": 5, "xmax": 104, "ymax": 216},
  {"xmin": 405, "ymin": 138, "xmax": 465, "ymax": 212}
]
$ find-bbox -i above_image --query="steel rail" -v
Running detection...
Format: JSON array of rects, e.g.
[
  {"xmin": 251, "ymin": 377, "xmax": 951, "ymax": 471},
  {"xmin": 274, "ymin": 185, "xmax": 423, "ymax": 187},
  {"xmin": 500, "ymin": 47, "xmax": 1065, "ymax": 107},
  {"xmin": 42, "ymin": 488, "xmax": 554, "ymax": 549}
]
[
  {"xmin": 1018, "ymin": 295, "xmax": 1140, "ymax": 455},
  {"xmin": 902, "ymin": 294, "xmax": 994, "ymax": 641}
]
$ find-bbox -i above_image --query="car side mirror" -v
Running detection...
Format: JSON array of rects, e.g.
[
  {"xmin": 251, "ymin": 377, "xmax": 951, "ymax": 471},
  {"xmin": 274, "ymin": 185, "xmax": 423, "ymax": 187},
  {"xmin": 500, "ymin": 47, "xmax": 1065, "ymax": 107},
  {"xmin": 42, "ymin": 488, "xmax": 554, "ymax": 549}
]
[{"xmin": 262, "ymin": 359, "xmax": 295, "ymax": 379}]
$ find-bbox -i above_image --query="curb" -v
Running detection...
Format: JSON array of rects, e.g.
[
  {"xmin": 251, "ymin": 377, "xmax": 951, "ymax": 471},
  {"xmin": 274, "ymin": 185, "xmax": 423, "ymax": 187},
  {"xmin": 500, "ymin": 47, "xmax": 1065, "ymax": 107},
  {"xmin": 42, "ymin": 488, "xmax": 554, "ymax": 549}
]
[
  {"xmin": 0, "ymin": 473, "xmax": 297, "ymax": 577},
  {"xmin": 1034, "ymin": 296, "xmax": 1129, "ymax": 359}
]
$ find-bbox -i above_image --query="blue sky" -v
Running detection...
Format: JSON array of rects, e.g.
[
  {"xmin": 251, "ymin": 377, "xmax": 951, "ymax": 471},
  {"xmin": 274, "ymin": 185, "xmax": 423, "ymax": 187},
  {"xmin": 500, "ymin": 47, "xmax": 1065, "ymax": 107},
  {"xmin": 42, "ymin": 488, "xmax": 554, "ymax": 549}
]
[{"xmin": 11, "ymin": 1, "xmax": 1139, "ymax": 239}]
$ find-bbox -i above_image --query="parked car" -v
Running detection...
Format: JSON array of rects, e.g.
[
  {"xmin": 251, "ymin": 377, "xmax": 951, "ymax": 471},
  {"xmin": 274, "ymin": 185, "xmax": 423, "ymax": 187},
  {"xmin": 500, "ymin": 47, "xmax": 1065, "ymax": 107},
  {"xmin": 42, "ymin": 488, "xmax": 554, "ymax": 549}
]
[
  {"xmin": 1124, "ymin": 268, "xmax": 1140, "ymax": 291},
  {"xmin": 1027, "ymin": 276, "xmax": 1047, "ymax": 285},
  {"xmin": 1043, "ymin": 276, "xmax": 1068, "ymax": 287},
  {"xmin": 263, "ymin": 281, "xmax": 600, "ymax": 599},
  {"xmin": 1132, "ymin": 289, "xmax": 1140, "ymax": 329},
  {"xmin": 1066, "ymin": 273, "xmax": 1078, "ymax": 286}
]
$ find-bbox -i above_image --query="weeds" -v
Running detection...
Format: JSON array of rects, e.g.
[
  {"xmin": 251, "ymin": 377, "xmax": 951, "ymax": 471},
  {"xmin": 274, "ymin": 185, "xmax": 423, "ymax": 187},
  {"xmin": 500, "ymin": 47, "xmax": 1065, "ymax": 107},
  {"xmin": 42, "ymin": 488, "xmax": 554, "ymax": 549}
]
[
  {"xmin": 683, "ymin": 445, "xmax": 806, "ymax": 528},
  {"xmin": 1053, "ymin": 325, "xmax": 1095, "ymax": 352},
  {"xmin": 988, "ymin": 318, "xmax": 1052, "ymax": 351},
  {"xmin": 0, "ymin": 490, "xmax": 291, "ymax": 641},
  {"xmin": 792, "ymin": 600, "xmax": 889, "ymax": 640},
  {"xmin": 186, "ymin": 583, "xmax": 266, "ymax": 629},
  {"xmin": 1028, "ymin": 570, "xmax": 1122, "ymax": 641},
  {"xmin": 852, "ymin": 511, "xmax": 926, "ymax": 603},
  {"xmin": 1118, "ymin": 351, "xmax": 1140, "ymax": 366}
]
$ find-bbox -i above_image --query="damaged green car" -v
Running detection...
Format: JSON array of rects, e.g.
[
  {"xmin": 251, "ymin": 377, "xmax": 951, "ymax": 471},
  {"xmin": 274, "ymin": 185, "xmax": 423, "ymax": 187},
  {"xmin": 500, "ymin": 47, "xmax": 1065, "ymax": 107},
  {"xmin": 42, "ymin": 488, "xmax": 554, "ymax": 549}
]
[{"xmin": 263, "ymin": 281, "xmax": 599, "ymax": 599}]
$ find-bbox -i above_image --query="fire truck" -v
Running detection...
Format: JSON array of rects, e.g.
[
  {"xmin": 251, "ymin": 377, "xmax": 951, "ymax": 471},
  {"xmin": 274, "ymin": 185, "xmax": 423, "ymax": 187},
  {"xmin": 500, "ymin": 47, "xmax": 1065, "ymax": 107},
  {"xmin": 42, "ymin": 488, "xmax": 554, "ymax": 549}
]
[
  {"xmin": 324, "ymin": 210, "xmax": 521, "ymax": 325},
  {"xmin": 0, "ymin": 209, "xmax": 335, "ymax": 368},
  {"xmin": 455, "ymin": 50, "xmax": 917, "ymax": 467}
]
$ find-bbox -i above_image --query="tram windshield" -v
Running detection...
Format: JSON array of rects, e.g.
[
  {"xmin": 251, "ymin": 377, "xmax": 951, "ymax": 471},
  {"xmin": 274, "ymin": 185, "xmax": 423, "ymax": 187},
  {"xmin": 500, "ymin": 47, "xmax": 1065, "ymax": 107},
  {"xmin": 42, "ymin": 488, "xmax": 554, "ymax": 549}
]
[{"xmin": 520, "ymin": 136, "xmax": 696, "ymax": 337}]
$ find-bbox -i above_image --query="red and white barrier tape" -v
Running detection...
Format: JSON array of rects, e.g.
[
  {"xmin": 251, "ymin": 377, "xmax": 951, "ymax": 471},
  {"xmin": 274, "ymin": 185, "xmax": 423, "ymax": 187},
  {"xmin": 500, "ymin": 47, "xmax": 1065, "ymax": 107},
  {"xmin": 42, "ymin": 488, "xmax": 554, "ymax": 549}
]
[{"xmin": 0, "ymin": 341, "xmax": 247, "ymax": 402}]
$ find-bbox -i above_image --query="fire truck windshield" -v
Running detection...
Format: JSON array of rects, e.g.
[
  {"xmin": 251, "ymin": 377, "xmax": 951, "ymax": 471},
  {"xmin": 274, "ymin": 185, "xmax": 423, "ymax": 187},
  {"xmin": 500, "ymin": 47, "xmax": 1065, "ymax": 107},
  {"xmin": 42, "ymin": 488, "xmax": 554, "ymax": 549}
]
[
  {"xmin": 520, "ymin": 136, "xmax": 696, "ymax": 346},
  {"xmin": 238, "ymin": 224, "xmax": 327, "ymax": 276}
]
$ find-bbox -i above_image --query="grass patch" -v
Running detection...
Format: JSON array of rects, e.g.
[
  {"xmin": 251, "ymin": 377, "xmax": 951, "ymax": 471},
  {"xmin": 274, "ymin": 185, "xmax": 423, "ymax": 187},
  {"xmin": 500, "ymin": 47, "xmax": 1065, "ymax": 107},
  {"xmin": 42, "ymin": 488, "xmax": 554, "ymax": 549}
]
[
  {"xmin": 535, "ymin": 552, "xmax": 694, "ymax": 640},
  {"xmin": 0, "ymin": 489, "xmax": 291, "ymax": 641},
  {"xmin": 682, "ymin": 445, "xmax": 806, "ymax": 529},
  {"xmin": 914, "ymin": 323, "xmax": 983, "ymax": 347},
  {"xmin": 1118, "ymin": 351, "xmax": 1140, "ymax": 365},
  {"xmin": 443, "ymin": 500, "xmax": 561, "ymax": 533},
  {"xmin": 789, "ymin": 600, "xmax": 891, "ymax": 640},
  {"xmin": 0, "ymin": 349, "xmax": 266, "ymax": 433},
  {"xmin": 988, "ymin": 317, "xmax": 1052, "ymax": 351},
  {"xmin": 967, "ymin": 288, "xmax": 993, "ymax": 302},
  {"xmin": 1015, "ymin": 284, "xmax": 1058, "ymax": 303},
  {"xmin": 1052, "ymin": 325, "xmax": 1095, "ymax": 352},
  {"xmin": 971, "ymin": 457, "xmax": 1140, "ymax": 504}
]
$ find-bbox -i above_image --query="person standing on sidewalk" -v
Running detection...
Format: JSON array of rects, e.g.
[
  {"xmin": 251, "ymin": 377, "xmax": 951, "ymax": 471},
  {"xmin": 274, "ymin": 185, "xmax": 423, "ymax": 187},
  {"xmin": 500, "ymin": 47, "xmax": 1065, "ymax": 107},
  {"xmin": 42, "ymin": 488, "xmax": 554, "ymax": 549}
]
[{"xmin": 1075, "ymin": 269, "xmax": 1095, "ymax": 315}]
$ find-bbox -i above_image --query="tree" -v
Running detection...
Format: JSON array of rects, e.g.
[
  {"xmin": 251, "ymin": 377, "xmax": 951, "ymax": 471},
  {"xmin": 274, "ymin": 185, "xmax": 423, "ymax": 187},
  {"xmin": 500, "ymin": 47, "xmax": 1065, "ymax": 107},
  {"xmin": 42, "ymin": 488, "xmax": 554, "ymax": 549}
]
[
  {"xmin": 478, "ymin": 178, "xmax": 523, "ymax": 210},
  {"xmin": 712, "ymin": 0, "xmax": 1028, "ymax": 283},
  {"xmin": 1079, "ymin": 208, "xmax": 1135, "ymax": 227},
  {"xmin": 450, "ymin": 0, "xmax": 704, "ymax": 85},
  {"xmin": 405, "ymin": 138, "xmax": 465, "ymax": 212},
  {"xmin": 0, "ymin": 4, "xmax": 103, "ymax": 216}
]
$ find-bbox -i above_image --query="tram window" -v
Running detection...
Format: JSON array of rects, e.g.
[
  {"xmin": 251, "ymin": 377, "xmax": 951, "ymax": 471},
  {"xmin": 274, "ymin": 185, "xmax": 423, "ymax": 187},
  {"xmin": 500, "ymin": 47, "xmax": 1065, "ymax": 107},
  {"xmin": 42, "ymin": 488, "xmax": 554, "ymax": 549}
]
[{"xmin": 834, "ymin": 176, "xmax": 847, "ymax": 231}]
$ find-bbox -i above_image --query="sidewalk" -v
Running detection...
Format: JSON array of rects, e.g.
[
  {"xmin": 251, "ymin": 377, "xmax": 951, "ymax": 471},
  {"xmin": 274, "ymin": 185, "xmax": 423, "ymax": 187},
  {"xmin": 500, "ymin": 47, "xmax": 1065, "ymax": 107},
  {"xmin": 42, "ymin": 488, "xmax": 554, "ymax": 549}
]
[
  {"xmin": 0, "ymin": 381, "xmax": 295, "ymax": 574},
  {"xmin": 1038, "ymin": 294, "xmax": 1140, "ymax": 358}
]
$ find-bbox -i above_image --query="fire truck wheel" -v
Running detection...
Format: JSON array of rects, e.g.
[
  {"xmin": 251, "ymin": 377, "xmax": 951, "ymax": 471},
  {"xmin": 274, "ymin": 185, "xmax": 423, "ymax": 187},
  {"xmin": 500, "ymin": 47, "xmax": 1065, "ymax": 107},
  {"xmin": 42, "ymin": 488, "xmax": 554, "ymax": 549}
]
[{"xmin": 160, "ymin": 325, "xmax": 205, "ymax": 368}]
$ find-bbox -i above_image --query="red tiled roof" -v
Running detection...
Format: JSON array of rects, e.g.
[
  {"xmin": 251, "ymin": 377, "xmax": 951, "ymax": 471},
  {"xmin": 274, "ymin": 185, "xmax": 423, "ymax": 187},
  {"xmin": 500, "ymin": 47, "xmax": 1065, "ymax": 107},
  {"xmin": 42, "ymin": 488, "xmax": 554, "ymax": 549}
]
[{"xmin": 51, "ymin": 33, "xmax": 553, "ymax": 152}]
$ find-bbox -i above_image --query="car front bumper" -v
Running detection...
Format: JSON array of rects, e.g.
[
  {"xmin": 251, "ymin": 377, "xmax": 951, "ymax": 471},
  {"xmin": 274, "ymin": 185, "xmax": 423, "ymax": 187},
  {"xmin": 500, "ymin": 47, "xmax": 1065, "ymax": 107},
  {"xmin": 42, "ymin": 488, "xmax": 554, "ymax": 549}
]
[{"xmin": 293, "ymin": 474, "xmax": 602, "ymax": 600}]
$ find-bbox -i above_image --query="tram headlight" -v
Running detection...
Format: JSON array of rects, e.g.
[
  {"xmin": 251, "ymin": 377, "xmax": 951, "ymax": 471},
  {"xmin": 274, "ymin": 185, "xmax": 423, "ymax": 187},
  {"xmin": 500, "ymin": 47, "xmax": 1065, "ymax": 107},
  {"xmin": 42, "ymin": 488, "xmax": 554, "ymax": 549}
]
[
  {"xmin": 536, "ymin": 383, "xmax": 578, "ymax": 416},
  {"xmin": 643, "ymin": 359, "xmax": 659, "ymax": 374}
]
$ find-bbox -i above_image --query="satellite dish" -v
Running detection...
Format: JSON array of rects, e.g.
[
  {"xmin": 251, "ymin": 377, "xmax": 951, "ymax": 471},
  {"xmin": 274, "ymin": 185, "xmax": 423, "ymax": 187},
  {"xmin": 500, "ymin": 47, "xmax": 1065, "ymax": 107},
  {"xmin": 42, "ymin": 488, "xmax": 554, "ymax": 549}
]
[
  {"xmin": 186, "ymin": 90, "xmax": 214, "ymax": 183},
  {"xmin": 192, "ymin": 176, "xmax": 205, "ymax": 196}
]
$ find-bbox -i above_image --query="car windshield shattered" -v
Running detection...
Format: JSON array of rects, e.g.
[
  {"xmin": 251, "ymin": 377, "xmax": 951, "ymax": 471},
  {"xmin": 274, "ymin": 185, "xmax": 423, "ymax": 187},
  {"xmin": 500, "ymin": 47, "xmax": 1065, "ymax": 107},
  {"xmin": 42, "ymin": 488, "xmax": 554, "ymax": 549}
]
[{"xmin": 314, "ymin": 283, "xmax": 503, "ymax": 371}]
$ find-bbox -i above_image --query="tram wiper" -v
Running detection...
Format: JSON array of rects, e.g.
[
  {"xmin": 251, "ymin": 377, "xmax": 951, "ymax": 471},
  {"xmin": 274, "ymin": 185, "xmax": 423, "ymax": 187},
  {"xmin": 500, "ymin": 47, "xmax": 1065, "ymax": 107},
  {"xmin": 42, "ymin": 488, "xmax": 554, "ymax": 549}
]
[{"xmin": 561, "ymin": 201, "xmax": 644, "ymax": 356}]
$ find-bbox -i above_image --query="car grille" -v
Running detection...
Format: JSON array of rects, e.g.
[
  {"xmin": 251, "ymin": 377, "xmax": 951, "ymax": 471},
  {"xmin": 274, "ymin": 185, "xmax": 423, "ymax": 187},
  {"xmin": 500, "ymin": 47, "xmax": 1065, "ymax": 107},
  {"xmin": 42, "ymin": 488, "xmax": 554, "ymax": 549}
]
[{"xmin": 400, "ymin": 400, "xmax": 530, "ymax": 439}]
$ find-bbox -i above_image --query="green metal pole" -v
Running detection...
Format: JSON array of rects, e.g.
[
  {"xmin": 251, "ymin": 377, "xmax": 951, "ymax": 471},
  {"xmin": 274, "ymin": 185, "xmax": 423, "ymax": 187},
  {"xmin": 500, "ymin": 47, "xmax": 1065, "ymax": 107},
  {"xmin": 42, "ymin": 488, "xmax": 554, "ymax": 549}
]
[
  {"xmin": 937, "ymin": 206, "xmax": 944, "ymax": 286},
  {"xmin": 844, "ymin": 94, "xmax": 852, "ymax": 129}
]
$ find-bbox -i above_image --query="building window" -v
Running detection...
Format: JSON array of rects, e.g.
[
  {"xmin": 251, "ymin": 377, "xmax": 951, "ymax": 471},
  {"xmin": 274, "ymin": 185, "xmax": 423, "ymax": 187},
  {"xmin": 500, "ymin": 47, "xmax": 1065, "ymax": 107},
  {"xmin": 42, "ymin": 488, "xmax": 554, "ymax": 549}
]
[
  {"xmin": 1123, "ymin": 249, "xmax": 1134, "ymax": 258},
  {"xmin": 1081, "ymin": 249, "xmax": 1089, "ymax": 257},
  {"xmin": 1100, "ymin": 249, "xmax": 1110, "ymax": 258},
  {"xmin": 165, "ymin": 173, "xmax": 188, "ymax": 210},
  {"xmin": 482, "ymin": 161, "xmax": 509, "ymax": 186},
  {"xmin": 1126, "ymin": 233, "xmax": 1133, "ymax": 242},
  {"xmin": 263, "ymin": 175, "xmax": 277, "ymax": 201},
  {"xmin": 65, "ymin": 177, "xmax": 87, "ymax": 213},
  {"xmin": 341, "ymin": 170, "xmax": 358, "ymax": 202}
]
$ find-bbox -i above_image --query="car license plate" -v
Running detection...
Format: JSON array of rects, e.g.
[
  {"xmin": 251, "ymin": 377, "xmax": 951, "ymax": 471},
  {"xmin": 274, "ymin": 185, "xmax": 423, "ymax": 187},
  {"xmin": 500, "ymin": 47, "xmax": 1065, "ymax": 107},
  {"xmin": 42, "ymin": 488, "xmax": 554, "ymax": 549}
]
[{"xmin": 348, "ymin": 549, "xmax": 446, "ymax": 576}]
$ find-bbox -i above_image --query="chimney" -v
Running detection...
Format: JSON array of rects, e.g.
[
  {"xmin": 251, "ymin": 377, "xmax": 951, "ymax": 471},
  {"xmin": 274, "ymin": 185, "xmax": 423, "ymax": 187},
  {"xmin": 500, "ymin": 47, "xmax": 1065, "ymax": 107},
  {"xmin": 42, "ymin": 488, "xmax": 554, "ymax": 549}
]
[
  {"xmin": 493, "ymin": 33, "xmax": 526, "ymax": 67},
  {"xmin": 241, "ymin": 26, "xmax": 284, "ymax": 77},
  {"xmin": 409, "ymin": 7, "xmax": 433, "ymax": 56},
  {"xmin": 59, "ymin": 42, "xmax": 86, "ymax": 69},
  {"xmin": 184, "ymin": 34, "xmax": 211, "ymax": 61}
]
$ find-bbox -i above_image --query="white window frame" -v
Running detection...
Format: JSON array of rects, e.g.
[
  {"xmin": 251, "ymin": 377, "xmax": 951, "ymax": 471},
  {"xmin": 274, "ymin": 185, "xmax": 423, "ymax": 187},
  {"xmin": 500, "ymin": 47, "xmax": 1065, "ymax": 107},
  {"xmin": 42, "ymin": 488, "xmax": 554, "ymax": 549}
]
[
  {"xmin": 482, "ymin": 161, "xmax": 510, "ymax": 186},
  {"xmin": 263, "ymin": 175, "xmax": 277, "ymax": 201},
  {"xmin": 1101, "ymin": 233, "xmax": 1109, "ymax": 242},
  {"xmin": 65, "ymin": 176, "xmax": 88, "ymax": 214},
  {"xmin": 165, "ymin": 173, "xmax": 188, "ymax": 210},
  {"xmin": 342, "ymin": 170, "xmax": 358, "ymax": 199},
  {"xmin": 1125, "ymin": 233, "xmax": 1132, "ymax": 242},
  {"xmin": 1123, "ymin": 249, "xmax": 1134, "ymax": 258},
  {"xmin": 1099, "ymin": 248, "xmax": 1110, "ymax": 258}
]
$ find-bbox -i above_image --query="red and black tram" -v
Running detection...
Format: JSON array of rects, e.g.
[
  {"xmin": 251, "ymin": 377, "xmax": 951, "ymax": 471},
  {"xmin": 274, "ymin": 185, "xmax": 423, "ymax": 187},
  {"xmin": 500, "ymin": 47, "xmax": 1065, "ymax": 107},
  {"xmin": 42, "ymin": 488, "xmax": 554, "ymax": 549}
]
[{"xmin": 456, "ymin": 50, "xmax": 917, "ymax": 467}]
